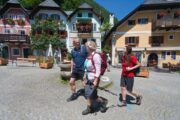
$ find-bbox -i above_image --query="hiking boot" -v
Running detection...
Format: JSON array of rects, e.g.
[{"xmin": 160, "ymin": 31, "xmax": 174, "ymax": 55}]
[
  {"xmin": 66, "ymin": 93, "xmax": 78, "ymax": 102},
  {"xmin": 100, "ymin": 99, "xmax": 108, "ymax": 113},
  {"xmin": 82, "ymin": 106, "xmax": 92, "ymax": 115},
  {"xmin": 121, "ymin": 100, "xmax": 127, "ymax": 107},
  {"xmin": 136, "ymin": 95, "xmax": 142, "ymax": 105}
]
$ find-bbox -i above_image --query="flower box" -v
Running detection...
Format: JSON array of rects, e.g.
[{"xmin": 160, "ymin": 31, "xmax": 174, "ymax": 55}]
[
  {"xmin": 0, "ymin": 58, "xmax": 8, "ymax": 65},
  {"xmin": 3, "ymin": 18, "xmax": 15, "ymax": 25},
  {"xmin": 39, "ymin": 62, "xmax": 53, "ymax": 69},
  {"xmin": 16, "ymin": 19, "xmax": 25, "ymax": 26}
]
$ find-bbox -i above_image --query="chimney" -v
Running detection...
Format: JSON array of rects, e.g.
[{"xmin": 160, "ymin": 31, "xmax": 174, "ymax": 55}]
[{"xmin": 109, "ymin": 13, "xmax": 114, "ymax": 27}]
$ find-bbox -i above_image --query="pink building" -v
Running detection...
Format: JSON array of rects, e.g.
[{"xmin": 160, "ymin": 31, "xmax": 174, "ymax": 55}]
[{"xmin": 0, "ymin": 0, "xmax": 31, "ymax": 60}]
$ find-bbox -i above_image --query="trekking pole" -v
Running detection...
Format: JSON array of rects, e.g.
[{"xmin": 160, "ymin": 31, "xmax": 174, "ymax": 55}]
[{"xmin": 98, "ymin": 86, "xmax": 118, "ymax": 96}]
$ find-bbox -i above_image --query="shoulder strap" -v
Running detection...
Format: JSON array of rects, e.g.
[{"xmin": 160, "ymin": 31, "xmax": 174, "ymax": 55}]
[{"xmin": 91, "ymin": 52, "xmax": 97, "ymax": 73}]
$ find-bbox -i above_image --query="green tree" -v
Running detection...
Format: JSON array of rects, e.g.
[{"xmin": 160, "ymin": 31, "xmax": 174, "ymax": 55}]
[{"xmin": 30, "ymin": 18, "xmax": 66, "ymax": 55}]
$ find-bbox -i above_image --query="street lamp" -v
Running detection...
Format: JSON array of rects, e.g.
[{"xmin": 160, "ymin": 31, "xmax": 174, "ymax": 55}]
[{"xmin": 112, "ymin": 33, "xmax": 116, "ymax": 66}]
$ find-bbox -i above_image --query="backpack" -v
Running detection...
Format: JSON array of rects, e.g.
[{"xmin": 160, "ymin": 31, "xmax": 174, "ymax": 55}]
[{"xmin": 91, "ymin": 52, "xmax": 107, "ymax": 76}]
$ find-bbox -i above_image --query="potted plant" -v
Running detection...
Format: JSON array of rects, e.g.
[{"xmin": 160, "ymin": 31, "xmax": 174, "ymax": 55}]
[
  {"xmin": 0, "ymin": 57, "xmax": 8, "ymax": 65},
  {"xmin": 59, "ymin": 52, "xmax": 72, "ymax": 80},
  {"xmin": 16, "ymin": 19, "xmax": 25, "ymax": 26},
  {"xmin": 39, "ymin": 57, "xmax": 54, "ymax": 69}
]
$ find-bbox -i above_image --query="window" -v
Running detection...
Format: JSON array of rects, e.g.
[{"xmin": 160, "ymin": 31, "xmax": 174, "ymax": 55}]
[
  {"xmin": 88, "ymin": 13, "xmax": 93, "ymax": 18},
  {"xmin": 4, "ymin": 29, "xmax": 10, "ymax": 34},
  {"xmin": 51, "ymin": 14, "xmax": 60, "ymax": 20},
  {"xmin": 91, "ymin": 39, "xmax": 96, "ymax": 43},
  {"xmin": 171, "ymin": 51, "xmax": 176, "ymax": 60},
  {"xmin": 19, "ymin": 30, "xmax": 25, "ymax": 35},
  {"xmin": 9, "ymin": 14, "xmax": 17, "ymax": 20},
  {"xmin": 72, "ymin": 23, "xmax": 76, "ymax": 31},
  {"xmin": 138, "ymin": 18, "xmax": 148, "ymax": 24},
  {"xmin": 135, "ymin": 52, "xmax": 142, "ymax": 62},
  {"xmin": 168, "ymin": 35, "xmax": 174, "ymax": 40},
  {"xmin": 118, "ymin": 52, "xmax": 123, "ymax": 63},
  {"xmin": 161, "ymin": 51, "xmax": 166, "ymax": 60},
  {"xmin": 174, "ymin": 12, "xmax": 180, "ymax": 19},
  {"xmin": 93, "ymin": 23, "xmax": 97, "ymax": 31},
  {"xmin": 81, "ymin": 39, "xmax": 87, "ymax": 45},
  {"xmin": 128, "ymin": 20, "xmax": 136, "ymax": 25},
  {"xmin": 39, "ymin": 13, "xmax": 48, "ymax": 20},
  {"xmin": 77, "ymin": 13, "xmax": 82, "ymax": 17},
  {"xmin": 18, "ymin": 15, "xmax": 25, "ymax": 20},
  {"xmin": 12, "ymin": 48, "xmax": 20, "ymax": 56}
]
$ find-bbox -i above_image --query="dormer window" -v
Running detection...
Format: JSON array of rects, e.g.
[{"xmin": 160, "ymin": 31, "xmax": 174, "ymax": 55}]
[
  {"xmin": 39, "ymin": 13, "xmax": 48, "ymax": 20},
  {"xmin": 77, "ymin": 13, "xmax": 82, "ymax": 17},
  {"xmin": 128, "ymin": 20, "xmax": 136, "ymax": 25}
]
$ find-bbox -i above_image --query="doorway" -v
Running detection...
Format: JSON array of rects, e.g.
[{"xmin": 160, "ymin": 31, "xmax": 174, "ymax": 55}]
[
  {"xmin": 148, "ymin": 53, "xmax": 158, "ymax": 66},
  {"xmin": 23, "ymin": 48, "xmax": 31, "ymax": 58}
]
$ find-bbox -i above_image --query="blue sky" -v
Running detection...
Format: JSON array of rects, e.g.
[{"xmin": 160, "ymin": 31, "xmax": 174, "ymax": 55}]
[{"xmin": 95, "ymin": 0, "xmax": 144, "ymax": 20}]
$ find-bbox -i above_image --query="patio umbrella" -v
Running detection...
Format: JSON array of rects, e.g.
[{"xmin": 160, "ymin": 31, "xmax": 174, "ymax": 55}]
[{"xmin": 47, "ymin": 43, "xmax": 53, "ymax": 57}]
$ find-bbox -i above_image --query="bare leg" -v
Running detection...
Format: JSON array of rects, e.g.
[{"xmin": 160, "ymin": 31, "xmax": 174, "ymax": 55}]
[
  {"xmin": 121, "ymin": 87, "xmax": 126, "ymax": 101},
  {"xmin": 69, "ymin": 77, "xmax": 76, "ymax": 93}
]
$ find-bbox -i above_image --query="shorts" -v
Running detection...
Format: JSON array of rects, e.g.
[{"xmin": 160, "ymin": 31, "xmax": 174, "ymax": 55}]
[
  {"xmin": 71, "ymin": 70, "xmax": 84, "ymax": 80},
  {"xmin": 120, "ymin": 76, "xmax": 134, "ymax": 92},
  {"xmin": 84, "ymin": 80, "xmax": 98, "ymax": 99}
]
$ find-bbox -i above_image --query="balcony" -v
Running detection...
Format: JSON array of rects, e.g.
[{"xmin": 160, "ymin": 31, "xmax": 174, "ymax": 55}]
[
  {"xmin": 0, "ymin": 34, "xmax": 30, "ymax": 43},
  {"xmin": 153, "ymin": 19, "xmax": 180, "ymax": 31},
  {"xmin": 76, "ymin": 23, "xmax": 93, "ymax": 33}
]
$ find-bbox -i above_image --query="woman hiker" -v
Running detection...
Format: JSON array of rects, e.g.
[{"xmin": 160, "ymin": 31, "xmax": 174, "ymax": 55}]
[
  {"xmin": 120, "ymin": 46, "xmax": 142, "ymax": 106},
  {"xmin": 82, "ymin": 41, "xmax": 107, "ymax": 115}
]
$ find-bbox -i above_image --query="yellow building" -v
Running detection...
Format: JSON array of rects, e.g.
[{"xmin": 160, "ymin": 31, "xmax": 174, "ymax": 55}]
[{"xmin": 104, "ymin": 0, "xmax": 180, "ymax": 68}]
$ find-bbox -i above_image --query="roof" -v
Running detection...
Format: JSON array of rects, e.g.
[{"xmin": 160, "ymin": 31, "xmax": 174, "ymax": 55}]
[
  {"xmin": 104, "ymin": 0, "xmax": 180, "ymax": 41},
  {"xmin": 7, "ymin": 0, "xmax": 19, "ymax": 4},
  {"xmin": 39, "ymin": 0, "xmax": 59, "ymax": 8},
  {"xmin": 79, "ymin": 3, "xmax": 93, "ymax": 9},
  {"xmin": 29, "ymin": 0, "xmax": 67, "ymax": 18},
  {"xmin": 0, "ymin": 0, "xmax": 27, "ymax": 15},
  {"xmin": 143, "ymin": 0, "xmax": 180, "ymax": 4},
  {"xmin": 65, "ymin": 11, "xmax": 73, "ymax": 16},
  {"xmin": 68, "ymin": 2, "xmax": 103, "ymax": 22}
]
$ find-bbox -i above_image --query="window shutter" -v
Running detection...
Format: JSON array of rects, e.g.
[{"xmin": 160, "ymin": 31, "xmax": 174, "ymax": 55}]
[
  {"xmin": 149, "ymin": 36, "xmax": 152, "ymax": 44},
  {"xmin": 125, "ymin": 37, "xmax": 128, "ymax": 45},
  {"xmin": 136, "ymin": 37, "xmax": 139, "ymax": 44},
  {"xmin": 160, "ymin": 36, "xmax": 164, "ymax": 43}
]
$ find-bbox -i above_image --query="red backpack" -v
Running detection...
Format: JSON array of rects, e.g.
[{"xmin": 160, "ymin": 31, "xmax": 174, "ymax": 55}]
[{"xmin": 91, "ymin": 52, "xmax": 107, "ymax": 76}]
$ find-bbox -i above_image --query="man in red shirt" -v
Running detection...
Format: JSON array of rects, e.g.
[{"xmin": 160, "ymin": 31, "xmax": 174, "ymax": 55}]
[{"xmin": 120, "ymin": 46, "xmax": 142, "ymax": 106}]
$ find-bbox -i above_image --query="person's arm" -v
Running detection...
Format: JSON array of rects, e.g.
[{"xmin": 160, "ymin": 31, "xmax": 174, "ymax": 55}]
[
  {"xmin": 126, "ymin": 56, "xmax": 141, "ymax": 71},
  {"xmin": 93, "ymin": 54, "xmax": 101, "ymax": 87},
  {"xmin": 71, "ymin": 60, "xmax": 74, "ymax": 73}
]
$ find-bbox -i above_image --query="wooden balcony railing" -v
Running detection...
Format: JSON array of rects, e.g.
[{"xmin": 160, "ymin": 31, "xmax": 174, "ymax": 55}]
[
  {"xmin": 153, "ymin": 19, "xmax": 180, "ymax": 30},
  {"xmin": 0, "ymin": 34, "xmax": 30, "ymax": 43}
]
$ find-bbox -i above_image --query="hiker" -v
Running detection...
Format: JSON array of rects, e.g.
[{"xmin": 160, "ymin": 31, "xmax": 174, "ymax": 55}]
[
  {"xmin": 82, "ymin": 41, "xmax": 107, "ymax": 115},
  {"xmin": 66, "ymin": 38, "xmax": 87, "ymax": 102},
  {"xmin": 120, "ymin": 46, "xmax": 142, "ymax": 106},
  {"xmin": 106, "ymin": 53, "xmax": 111, "ymax": 72}
]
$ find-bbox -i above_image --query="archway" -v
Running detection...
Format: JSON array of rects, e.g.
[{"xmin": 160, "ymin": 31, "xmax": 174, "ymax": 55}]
[
  {"xmin": 148, "ymin": 53, "xmax": 158, "ymax": 66},
  {"xmin": 2, "ymin": 46, "xmax": 9, "ymax": 59}
]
